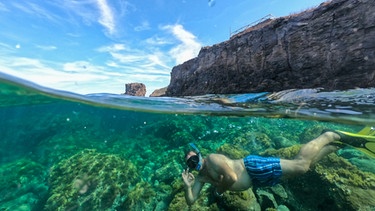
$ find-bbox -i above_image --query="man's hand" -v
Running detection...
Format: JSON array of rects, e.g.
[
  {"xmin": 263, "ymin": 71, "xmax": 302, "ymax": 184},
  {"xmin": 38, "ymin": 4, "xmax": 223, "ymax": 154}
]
[
  {"xmin": 182, "ymin": 169, "xmax": 204, "ymax": 205},
  {"xmin": 182, "ymin": 169, "xmax": 195, "ymax": 188}
]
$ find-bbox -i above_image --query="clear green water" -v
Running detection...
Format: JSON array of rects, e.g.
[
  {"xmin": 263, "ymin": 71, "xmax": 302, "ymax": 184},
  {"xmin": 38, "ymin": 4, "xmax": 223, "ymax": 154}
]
[{"xmin": 0, "ymin": 73, "xmax": 374, "ymax": 211}]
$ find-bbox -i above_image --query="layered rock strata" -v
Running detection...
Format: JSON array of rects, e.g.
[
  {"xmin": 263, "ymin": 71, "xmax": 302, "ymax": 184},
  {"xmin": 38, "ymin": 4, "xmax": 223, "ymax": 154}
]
[{"xmin": 166, "ymin": 0, "xmax": 375, "ymax": 96}]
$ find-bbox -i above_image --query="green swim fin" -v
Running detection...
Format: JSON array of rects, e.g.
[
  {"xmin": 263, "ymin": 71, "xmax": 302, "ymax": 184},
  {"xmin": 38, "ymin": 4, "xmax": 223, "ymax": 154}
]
[
  {"xmin": 357, "ymin": 126, "xmax": 375, "ymax": 136},
  {"xmin": 335, "ymin": 126, "xmax": 375, "ymax": 158}
]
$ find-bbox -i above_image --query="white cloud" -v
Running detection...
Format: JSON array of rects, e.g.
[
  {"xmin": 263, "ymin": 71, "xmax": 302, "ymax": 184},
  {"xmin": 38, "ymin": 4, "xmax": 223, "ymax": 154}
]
[
  {"xmin": 11, "ymin": 2, "xmax": 61, "ymax": 24},
  {"xmin": 36, "ymin": 45, "xmax": 57, "ymax": 51},
  {"xmin": 63, "ymin": 61, "xmax": 93, "ymax": 72},
  {"xmin": 106, "ymin": 61, "xmax": 120, "ymax": 67},
  {"xmin": 97, "ymin": 43, "xmax": 172, "ymax": 71},
  {"xmin": 163, "ymin": 24, "xmax": 202, "ymax": 64},
  {"xmin": 33, "ymin": 0, "xmax": 119, "ymax": 38},
  {"xmin": 66, "ymin": 32, "xmax": 81, "ymax": 38},
  {"xmin": 97, "ymin": 43, "xmax": 126, "ymax": 53},
  {"xmin": 145, "ymin": 36, "xmax": 172, "ymax": 45},
  {"xmin": 147, "ymin": 53, "xmax": 170, "ymax": 69},
  {"xmin": 96, "ymin": 0, "xmax": 116, "ymax": 35},
  {"xmin": 1, "ymin": 57, "xmax": 105, "ymax": 83},
  {"xmin": 110, "ymin": 52, "xmax": 144, "ymax": 63},
  {"xmin": 0, "ymin": 43, "xmax": 14, "ymax": 53},
  {"xmin": 112, "ymin": 43, "xmax": 126, "ymax": 51},
  {"xmin": 0, "ymin": 56, "xmax": 119, "ymax": 93}
]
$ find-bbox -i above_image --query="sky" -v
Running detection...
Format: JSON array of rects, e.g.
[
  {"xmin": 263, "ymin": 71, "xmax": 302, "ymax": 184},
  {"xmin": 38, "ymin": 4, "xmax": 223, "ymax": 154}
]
[{"xmin": 0, "ymin": 0, "xmax": 326, "ymax": 96}]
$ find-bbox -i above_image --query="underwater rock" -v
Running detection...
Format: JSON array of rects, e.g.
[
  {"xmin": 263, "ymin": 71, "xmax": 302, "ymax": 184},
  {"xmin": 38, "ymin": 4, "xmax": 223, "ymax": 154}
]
[
  {"xmin": 149, "ymin": 117, "xmax": 195, "ymax": 142},
  {"xmin": 270, "ymin": 184, "xmax": 288, "ymax": 200},
  {"xmin": 218, "ymin": 189, "xmax": 261, "ymax": 211},
  {"xmin": 260, "ymin": 145, "xmax": 301, "ymax": 160},
  {"xmin": 232, "ymin": 132, "xmax": 275, "ymax": 154},
  {"xmin": 168, "ymin": 186, "xmax": 219, "ymax": 211},
  {"xmin": 123, "ymin": 181, "xmax": 157, "ymax": 210},
  {"xmin": 337, "ymin": 148, "xmax": 365, "ymax": 159},
  {"xmin": 124, "ymin": 82, "xmax": 146, "ymax": 96},
  {"xmin": 0, "ymin": 159, "xmax": 48, "ymax": 210},
  {"xmin": 168, "ymin": 192, "xmax": 191, "ymax": 211},
  {"xmin": 155, "ymin": 160, "xmax": 183, "ymax": 184},
  {"xmin": 45, "ymin": 149, "xmax": 140, "ymax": 210},
  {"xmin": 348, "ymin": 157, "xmax": 375, "ymax": 174},
  {"xmin": 314, "ymin": 154, "xmax": 375, "ymax": 210},
  {"xmin": 276, "ymin": 205, "xmax": 290, "ymax": 211},
  {"xmin": 216, "ymin": 143, "xmax": 250, "ymax": 159},
  {"xmin": 255, "ymin": 185, "xmax": 289, "ymax": 210},
  {"xmin": 273, "ymin": 136, "xmax": 294, "ymax": 149},
  {"xmin": 298, "ymin": 125, "xmax": 326, "ymax": 143},
  {"xmin": 256, "ymin": 188, "xmax": 278, "ymax": 209}
]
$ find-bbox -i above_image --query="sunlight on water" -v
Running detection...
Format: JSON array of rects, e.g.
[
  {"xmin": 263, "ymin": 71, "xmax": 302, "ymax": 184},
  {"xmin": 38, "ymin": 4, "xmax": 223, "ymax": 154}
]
[{"xmin": 0, "ymin": 72, "xmax": 374, "ymax": 210}]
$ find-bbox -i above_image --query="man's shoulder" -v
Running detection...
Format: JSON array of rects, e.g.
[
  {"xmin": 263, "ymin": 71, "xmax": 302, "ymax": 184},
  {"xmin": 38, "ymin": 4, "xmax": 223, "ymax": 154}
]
[{"xmin": 206, "ymin": 153, "xmax": 227, "ymax": 161}]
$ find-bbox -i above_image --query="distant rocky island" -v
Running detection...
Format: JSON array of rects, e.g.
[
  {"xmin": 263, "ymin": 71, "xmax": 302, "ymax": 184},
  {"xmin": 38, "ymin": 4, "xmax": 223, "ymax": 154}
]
[
  {"xmin": 128, "ymin": 0, "xmax": 375, "ymax": 97},
  {"xmin": 124, "ymin": 83, "xmax": 146, "ymax": 96}
]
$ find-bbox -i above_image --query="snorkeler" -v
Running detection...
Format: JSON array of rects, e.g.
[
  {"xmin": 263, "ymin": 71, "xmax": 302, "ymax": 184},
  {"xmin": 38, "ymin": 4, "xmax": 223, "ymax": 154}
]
[{"xmin": 181, "ymin": 127, "xmax": 375, "ymax": 205}]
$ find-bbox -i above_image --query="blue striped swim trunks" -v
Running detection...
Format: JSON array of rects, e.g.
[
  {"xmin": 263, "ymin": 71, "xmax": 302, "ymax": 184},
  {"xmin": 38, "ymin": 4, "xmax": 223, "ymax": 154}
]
[{"xmin": 243, "ymin": 155, "xmax": 282, "ymax": 187}]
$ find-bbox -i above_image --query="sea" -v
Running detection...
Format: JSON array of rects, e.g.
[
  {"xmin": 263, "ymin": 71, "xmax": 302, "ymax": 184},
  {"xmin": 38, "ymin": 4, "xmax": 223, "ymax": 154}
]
[{"xmin": 0, "ymin": 72, "xmax": 374, "ymax": 211}]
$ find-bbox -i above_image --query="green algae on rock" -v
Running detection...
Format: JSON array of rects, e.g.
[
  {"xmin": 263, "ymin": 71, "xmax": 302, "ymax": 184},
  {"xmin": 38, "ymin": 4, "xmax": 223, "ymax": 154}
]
[
  {"xmin": 218, "ymin": 189, "xmax": 261, "ymax": 211},
  {"xmin": 0, "ymin": 159, "xmax": 48, "ymax": 210},
  {"xmin": 314, "ymin": 154, "xmax": 375, "ymax": 210},
  {"xmin": 124, "ymin": 181, "xmax": 156, "ymax": 210},
  {"xmin": 216, "ymin": 143, "xmax": 250, "ymax": 159},
  {"xmin": 45, "ymin": 149, "xmax": 140, "ymax": 210},
  {"xmin": 168, "ymin": 186, "xmax": 219, "ymax": 211},
  {"xmin": 260, "ymin": 145, "xmax": 302, "ymax": 159}
]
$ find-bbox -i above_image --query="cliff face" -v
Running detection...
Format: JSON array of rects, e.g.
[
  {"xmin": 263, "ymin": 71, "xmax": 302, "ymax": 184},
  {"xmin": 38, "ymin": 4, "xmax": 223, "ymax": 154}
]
[{"xmin": 166, "ymin": 0, "xmax": 375, "ymax": 96}]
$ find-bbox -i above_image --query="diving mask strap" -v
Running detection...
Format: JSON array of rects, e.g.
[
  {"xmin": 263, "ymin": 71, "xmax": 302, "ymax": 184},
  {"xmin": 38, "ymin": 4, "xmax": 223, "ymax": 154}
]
[
  {"xmin": 189, "ymin": 143, "xmax": 200, "ymax": 154},
  {"xmin": 196, "ymin": 153, "xmax": 202, "ymax": 170}
]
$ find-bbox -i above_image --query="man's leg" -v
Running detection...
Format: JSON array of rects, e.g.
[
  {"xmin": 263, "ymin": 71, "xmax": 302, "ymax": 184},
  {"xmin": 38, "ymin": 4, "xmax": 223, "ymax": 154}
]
[{"xmin": 280, "ymin": 131, "xmax": 341, "ymax": 178}]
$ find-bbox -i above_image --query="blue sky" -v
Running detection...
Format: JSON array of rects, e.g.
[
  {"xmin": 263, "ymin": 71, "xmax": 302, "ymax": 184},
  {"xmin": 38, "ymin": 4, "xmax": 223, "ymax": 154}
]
[{"xmin": 0, "ymin": 0, "xmax": 326, "ymax": 96}]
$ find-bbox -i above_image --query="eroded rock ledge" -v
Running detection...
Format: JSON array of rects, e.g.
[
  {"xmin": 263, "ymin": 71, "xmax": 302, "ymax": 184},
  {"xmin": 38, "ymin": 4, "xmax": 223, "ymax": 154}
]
[{"xmin": 166, "ymin": 0, "xmax": 375, "ymax": 96}]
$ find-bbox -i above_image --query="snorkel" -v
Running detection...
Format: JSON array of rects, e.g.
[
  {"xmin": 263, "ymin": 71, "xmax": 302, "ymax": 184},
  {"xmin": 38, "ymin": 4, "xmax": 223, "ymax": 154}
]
[{"xmin": 187, "ymin": 143, "xmax": 203, "ymax": 171}]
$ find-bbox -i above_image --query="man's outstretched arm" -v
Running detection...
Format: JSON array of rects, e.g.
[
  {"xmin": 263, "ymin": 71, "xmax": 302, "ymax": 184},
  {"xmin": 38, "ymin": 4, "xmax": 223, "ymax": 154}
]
[{"xmin": 182, "ymin": 169, "xmax": 204, "ymax": 205}]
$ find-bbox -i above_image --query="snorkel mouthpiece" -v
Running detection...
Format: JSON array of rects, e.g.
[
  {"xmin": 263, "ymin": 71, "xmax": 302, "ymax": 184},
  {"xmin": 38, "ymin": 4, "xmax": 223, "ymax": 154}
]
[{"xmin": 188, "ymin": 143, "xmax": 202, "ymax": 171}]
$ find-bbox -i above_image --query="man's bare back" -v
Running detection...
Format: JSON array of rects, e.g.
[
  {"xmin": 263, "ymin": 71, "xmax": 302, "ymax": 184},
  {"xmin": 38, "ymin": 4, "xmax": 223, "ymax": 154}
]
[{"xmin": 197, "ymin": 154, "xmax": 252, "ymax": 191}]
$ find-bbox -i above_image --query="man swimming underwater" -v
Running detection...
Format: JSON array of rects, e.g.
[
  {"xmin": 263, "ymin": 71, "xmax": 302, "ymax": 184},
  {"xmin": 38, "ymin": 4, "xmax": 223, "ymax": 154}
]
[{"xmin": 181, "ymin": 127, "xmax": 375, "ymax": 205}]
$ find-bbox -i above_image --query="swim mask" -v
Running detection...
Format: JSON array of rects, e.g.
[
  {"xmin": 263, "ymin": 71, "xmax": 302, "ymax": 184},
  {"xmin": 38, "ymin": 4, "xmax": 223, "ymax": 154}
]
[{"xmin": 186, "ymin": 143, "xmax": 202, "ymax": 171}]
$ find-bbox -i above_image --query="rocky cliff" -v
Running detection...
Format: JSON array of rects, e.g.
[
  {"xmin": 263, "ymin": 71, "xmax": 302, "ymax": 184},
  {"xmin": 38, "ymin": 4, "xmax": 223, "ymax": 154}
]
[{"xmin": 166, "ymin": 0, "xmax": 375, "ymax": 96}]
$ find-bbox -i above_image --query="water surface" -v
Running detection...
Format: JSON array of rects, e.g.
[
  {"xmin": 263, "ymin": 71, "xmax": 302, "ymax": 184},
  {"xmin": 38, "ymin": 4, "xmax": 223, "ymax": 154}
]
[{"xmin": 0, "ymin": 73, "xmax": 374, "ymax": 210}]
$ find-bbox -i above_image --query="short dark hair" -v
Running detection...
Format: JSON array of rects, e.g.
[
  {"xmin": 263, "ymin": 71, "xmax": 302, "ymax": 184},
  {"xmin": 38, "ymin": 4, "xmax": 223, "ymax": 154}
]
[{"xmin": 184, "ymin": 150, "xmax": 195, "ymax": 160}]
